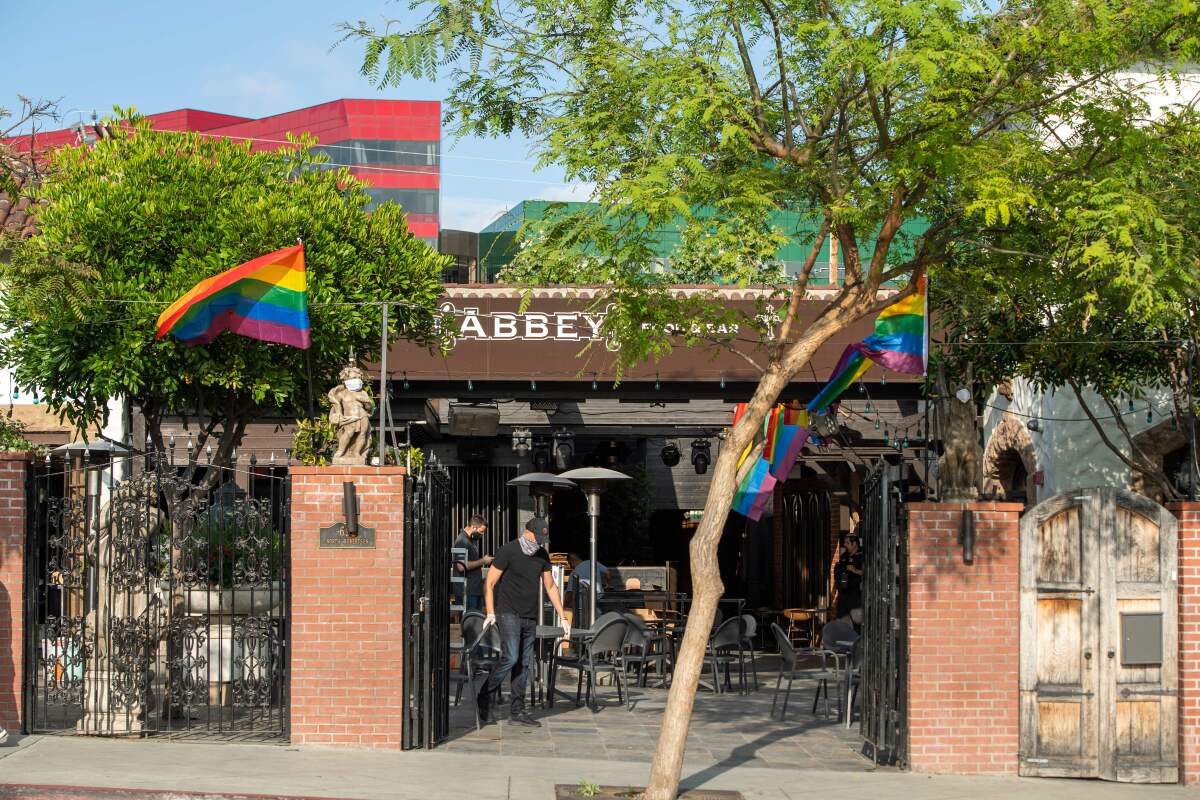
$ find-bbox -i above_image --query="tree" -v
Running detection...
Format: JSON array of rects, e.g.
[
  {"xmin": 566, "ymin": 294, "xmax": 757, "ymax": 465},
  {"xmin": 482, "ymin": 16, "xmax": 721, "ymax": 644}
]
[
  {"xmin": 0, "ymin": 95, "xmax": 60, "ymax": 199},
  {"xmin": 348, "ymin": 2, "xmax": 1196, "ymax": 796},
  {"xmin": 936, "ymin": 107, "xmax": 1200, "ymax": 500},
  {"xmin": 0, "ymin": 110, "xmax": 448, "ymax": 489}
]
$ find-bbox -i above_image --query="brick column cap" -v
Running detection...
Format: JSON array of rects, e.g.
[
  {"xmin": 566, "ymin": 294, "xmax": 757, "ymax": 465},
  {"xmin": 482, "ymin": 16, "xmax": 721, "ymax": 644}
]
[
  {"xmin": 906, "ymin": 501, "xmax": 1024, "ymax": 512},
  {"xmin": 0, "ymin": 451, "xmax": 35, "ymax": 461},
  {"xmin": 289, "ymin": 465, "xmax": 408, "ymax": 475},
  {"xmin": 1168, "ymin": 501, "xmax": 1200, "ymax": 511}
]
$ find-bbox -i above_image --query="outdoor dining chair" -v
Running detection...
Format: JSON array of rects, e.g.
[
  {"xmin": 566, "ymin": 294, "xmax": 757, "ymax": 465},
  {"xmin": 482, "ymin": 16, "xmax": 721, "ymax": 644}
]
[
  {"xmin": 769, "ymin": 622, "xmax": 841, "ymax": 721},
  {"xmin": 548, "ymin": 614, "xmax": 630, "ymax": 711},
  {"xmin": 458, "ymin": 611, "xmax": 503, "ymax": 730},
  {"xmin": 621, "ymin": 612, "xmax": 672, "ymax": 688},
  {"xmin": 843, "ymin": 636, "xmax": 864, "ymax": 728},
  {"xmin": 705, "ymin": 617, "xmax": 747, "ymax": 694},
  {"xmin": 739, "ymin": 613, "xmax": 760, "ymax": 691}
]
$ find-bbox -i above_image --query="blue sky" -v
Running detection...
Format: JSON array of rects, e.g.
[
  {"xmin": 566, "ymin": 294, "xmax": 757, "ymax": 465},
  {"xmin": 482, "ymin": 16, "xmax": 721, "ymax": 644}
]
[{"xmin": 2, "ymin": 0, "xmax": 589, "ymax": 230}]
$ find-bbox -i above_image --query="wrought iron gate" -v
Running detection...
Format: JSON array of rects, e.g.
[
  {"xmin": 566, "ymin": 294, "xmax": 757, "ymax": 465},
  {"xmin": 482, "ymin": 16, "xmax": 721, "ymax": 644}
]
[
  {"xmin": 402, "ymin": 464, "xmax": 453, "ymax": 749},
  {"xmin": 24, "ymin": 452, "xmax": 290, "ymax": 740},
  {"xmin": 446, "ymin": 465, "xmax": 518, "ymax": 558},
  {"xmin": 859, "ymin": 459, "xmax": 907, "ymax": 765}
]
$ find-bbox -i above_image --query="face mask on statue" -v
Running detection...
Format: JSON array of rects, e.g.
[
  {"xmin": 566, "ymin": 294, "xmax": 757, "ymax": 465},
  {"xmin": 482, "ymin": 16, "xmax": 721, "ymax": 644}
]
[{"xmin": 344, "ymin": 379, "xmax": 363, "ymax": 392}]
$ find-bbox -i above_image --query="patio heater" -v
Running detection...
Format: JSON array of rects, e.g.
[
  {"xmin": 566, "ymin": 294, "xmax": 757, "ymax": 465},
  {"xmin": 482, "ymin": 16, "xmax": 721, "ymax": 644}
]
[
  {"xmin": 558, "ymin": 467, "xmax": 631, "ymax": 627},
  {"xmin": 507, "ymin": 471, "xmax": 577, "ymax": 519}
]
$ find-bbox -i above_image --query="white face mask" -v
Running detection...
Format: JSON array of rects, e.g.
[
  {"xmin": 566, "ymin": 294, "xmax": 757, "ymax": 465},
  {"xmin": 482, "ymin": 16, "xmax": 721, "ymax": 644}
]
[{"xmin": 344, "ymin": 379, "xmax": 363, "ymax": 392}]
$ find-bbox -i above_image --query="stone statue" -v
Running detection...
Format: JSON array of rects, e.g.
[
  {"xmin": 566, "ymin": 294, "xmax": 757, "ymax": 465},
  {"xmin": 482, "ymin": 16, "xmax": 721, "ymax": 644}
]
[
  {"xmin": 935, "ymin": 363, "xmax": 982, "ymax": 502},
  {"xmin": 328, "ymin": 366, "xmax": 374, "ymax": 465}
]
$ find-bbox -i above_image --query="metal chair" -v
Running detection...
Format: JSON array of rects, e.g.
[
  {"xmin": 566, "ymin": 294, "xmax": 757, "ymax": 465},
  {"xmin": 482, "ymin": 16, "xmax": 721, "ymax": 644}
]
[
  {"xmin": 739, "ymin": 613, "xmax": 759, "ymax": 690},
  {"xmin": 548, "ymin": 615, "xmax": 630, "ymax": 711},
  {"xmin": 843, "ymin": 636, "xmax": 864, "ymax": 728},
  {"xmin": 769, "ymin": 622, "xmax": 840, "ymax": 721},
  {"xmin": 459, "ymin": 611, "xmax": 503, "ymax": 730},
  {"xmin": 621, "ymin": 612, "xmax": 672, "ymax": 688},
  {"xmin": 705, "ymin": 617, "xmax": 746, "ymax": 694}
]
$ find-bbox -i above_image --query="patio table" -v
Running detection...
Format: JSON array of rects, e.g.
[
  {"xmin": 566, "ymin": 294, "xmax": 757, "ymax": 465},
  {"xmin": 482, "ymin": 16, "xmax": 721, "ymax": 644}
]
[{"xmin": 532, "ymin": 625, "xmax": 591, "ymax": 707}]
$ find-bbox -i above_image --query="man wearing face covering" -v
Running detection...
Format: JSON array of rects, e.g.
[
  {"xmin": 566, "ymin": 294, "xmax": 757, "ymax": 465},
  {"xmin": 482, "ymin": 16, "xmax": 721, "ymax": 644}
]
[{"xmin": 479, "ymin": 517, "xmax": 568, "ymax": 726}]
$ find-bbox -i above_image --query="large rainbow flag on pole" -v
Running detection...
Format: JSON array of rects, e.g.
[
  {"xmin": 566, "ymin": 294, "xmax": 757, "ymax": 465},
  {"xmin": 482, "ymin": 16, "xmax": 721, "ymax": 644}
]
[
  {"xmin": 156, "ymin": 244, "xmax": 311, "ymax": 349},
  {"xmin": 807, "ymin": 275, "xmax": 927, "ymax": 414},
  {"xmin": 729, "ymin": 276, "xmax": 927, "ymax": 520}
]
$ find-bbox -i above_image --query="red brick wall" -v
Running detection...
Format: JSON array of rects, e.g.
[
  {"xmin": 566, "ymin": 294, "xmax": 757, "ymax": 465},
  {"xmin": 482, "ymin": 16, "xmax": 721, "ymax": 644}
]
[
  {"xmin": 0, "ymin": 453, "xmax": 31, "ymax": 733},
  {"xmin": 1172, "ymin": 501, "xmax": 1200, "ymax": 784},
  {"xmin": 906, "ymin": 502, "xmax": 1023, "ymax": 774},
  {"xmin": 289, "ymin": 466, "xmax": 407, "ymax": 748}
]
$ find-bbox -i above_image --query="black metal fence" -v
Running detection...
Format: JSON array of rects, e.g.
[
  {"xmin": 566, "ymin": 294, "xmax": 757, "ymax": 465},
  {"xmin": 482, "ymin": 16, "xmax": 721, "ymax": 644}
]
[
  {"xmin": 24, "ymin": 451, "xmax": 290, "ymax": 740},
  {"xmin": 402, "ymin": 464, "xmax": 453, "ymax": 749},
  {"xmin": 859, "ymin": 459, "xmax": 907, "ymax": 765}
]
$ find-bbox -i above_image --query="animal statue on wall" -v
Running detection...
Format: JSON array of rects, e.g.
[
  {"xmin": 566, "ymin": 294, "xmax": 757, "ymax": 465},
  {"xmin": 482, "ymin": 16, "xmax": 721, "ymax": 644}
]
[{"xmin": 936, "ymin": 363, "xmax": 982, "ymax": 501}]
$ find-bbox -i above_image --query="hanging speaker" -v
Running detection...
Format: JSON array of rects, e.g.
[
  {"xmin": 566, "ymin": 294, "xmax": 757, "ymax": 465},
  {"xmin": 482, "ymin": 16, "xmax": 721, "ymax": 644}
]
[{"xmin": 449, "ymin": 402, "xmax": 500, "ymax": 436}]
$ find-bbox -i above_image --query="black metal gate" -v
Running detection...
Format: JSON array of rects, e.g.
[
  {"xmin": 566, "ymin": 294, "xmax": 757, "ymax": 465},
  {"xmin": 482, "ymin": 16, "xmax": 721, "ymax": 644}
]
[
  {"xmin": 402, "ymin": 464, "xmax": 453, "ymax": 749},
  {"xmin": 859, "ymin": 459, "xmax": 907, "ymax": 765},
  {"xmin": 24, "ymin": 452, "xmax": 290, "ymax": 740},
  {"xmin": 446, "ymin": 465, "xmax": 518, "ymax": 557}
]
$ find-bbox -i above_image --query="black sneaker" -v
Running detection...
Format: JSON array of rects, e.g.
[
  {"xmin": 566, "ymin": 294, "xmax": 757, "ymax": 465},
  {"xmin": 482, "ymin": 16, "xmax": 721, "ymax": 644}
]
[{"xmin": 509, "ymin": 711, "xmax": 541, "ymax": 727}]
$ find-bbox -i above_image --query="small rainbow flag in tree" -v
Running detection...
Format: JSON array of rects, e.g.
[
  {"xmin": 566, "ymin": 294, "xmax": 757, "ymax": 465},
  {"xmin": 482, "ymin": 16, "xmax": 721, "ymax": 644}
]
[
  {"xmin": 156, "ymin": 244, "xmax": 311, "ymax": 349},
  {"xmin": 730, "ymin": 403, "xmax": 810, "ymax": 521},
  {"xmin": 807, "ymin": 275, "xmax": 927, "ymax": 414}
]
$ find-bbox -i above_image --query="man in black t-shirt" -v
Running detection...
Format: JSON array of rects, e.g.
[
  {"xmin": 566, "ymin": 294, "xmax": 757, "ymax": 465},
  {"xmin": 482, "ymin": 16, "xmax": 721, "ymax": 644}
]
[
  {"xmin": 834, "ymin": 532, "xmax": 864, "ymax": 618},
  {"xmin": 479, "ymin": 517, "xmax": 568, "ymax": 726},
  {"xmin": 454, "ymin": 515, "xmax": 492, "ymax": 611}
]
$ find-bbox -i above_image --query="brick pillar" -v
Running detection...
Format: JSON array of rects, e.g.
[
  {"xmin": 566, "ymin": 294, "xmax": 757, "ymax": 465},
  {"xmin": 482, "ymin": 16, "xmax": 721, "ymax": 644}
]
[
  {"xmin": 1171, "ymin": 501, "xmax": 1200, "ymax": 784},
  {"xmin": 906, "ymin": 501, "xmax": 1023, "ymax": 774},
  {"xmin": 0, "ymin": 453, "xmax": 31, "ymax": 733},
  {"xmin": 289, "ymin": 466, "xmax": 407, "ymax": 748}
]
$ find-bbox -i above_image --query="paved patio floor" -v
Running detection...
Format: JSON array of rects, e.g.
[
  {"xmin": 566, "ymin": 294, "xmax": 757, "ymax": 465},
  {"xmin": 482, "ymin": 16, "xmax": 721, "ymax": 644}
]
[{"xmin": 444, "ymin": 652, "xmax": 877, "ymax": 772}]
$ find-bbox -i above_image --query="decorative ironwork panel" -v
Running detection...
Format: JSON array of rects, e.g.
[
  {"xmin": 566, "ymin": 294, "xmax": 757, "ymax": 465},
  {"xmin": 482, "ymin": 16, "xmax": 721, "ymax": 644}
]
[
  {"xmin": 859, "ymin": 460, "xmax": 908, "ymax": 766},
  {"xmin": 25, "ymin": 454, "xmax": 291, "ymax": 740},
  {"xmin": 403, "ymin": 465, "xmax": 453, "ymax": 750}
]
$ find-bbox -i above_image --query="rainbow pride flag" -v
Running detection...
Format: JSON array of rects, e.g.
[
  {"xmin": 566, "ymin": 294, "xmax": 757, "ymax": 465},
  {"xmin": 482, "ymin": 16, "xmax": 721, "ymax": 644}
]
[
  {"xmin": 156, "ymin": 244, "xmax": 311, "ymax": 349},
  {"xmin": 807, "ymin": 276, "xmax": 927, "ymax": 413},
  {"xmin": 730, "ymin": 404, "xmax": 810, "ymax": 521}
]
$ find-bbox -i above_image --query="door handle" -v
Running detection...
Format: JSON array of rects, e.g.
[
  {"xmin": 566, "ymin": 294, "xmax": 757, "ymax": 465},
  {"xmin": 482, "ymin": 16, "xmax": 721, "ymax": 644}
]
[
  {"xmin": 1084, "ymin": 649, "xmax": 1092, "ymax": 668},
  {"xmin": 1107, "ymin": 649, "xmax": 1116, "ymax": 660}
]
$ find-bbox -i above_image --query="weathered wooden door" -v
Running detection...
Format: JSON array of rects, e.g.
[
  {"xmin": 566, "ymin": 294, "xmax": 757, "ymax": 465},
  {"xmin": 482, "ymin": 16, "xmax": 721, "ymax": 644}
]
[{"xmin": 1020, "ymin": 489, "xmax": 1178, "ymax": 782}]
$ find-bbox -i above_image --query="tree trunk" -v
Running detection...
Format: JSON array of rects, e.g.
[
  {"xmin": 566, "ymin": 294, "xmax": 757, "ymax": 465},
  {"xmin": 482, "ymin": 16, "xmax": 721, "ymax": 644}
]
[
  {"xmin": 643, "ymin": 366, "xmax": 789, "ymax": 800},
  {"xmin": 642, "ymin": 291, "xmax": 871, "ymax": 800}
]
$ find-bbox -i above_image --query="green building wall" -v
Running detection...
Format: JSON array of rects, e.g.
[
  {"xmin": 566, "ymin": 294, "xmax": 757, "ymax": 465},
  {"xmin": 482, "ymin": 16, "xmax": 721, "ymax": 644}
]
[{"xmin": 477, "ymin": 200, "xmax": 921, "ymax": 285}]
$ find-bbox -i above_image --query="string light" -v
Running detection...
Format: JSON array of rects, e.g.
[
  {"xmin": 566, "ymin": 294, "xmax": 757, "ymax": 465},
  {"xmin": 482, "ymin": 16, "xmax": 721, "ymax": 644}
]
[
  {"xmin": 467, "ymin": 378, "xmax": 474, "ymax": 391},
  {"xmin": 402, "ymin": 372, "xmax": 410, "ymax": 390},
  {"xmin": 591, "ymin": 374, "xmax": 598, "ymax": 390},
  {"xmin": 720, "ymin": 375, "xmax": 726, "ymax": 390},
  {"xmin": 531, "ymin": 378, "xmax": 537, "ymax": 391},
  {"xmin": 655, "ymin": 374, "xmax": 661, "ymax": 391},
  {"xmin": 1146, "ymin": 408, "xmax": 1153, "ymax": 424}
]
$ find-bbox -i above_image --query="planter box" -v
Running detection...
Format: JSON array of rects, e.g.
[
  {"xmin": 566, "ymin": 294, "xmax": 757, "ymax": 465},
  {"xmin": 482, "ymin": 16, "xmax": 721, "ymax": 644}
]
[
  {"xmin": 159, "ymin": 582, "xmax": 286, "ymax": 617},
  {"xmin": 555, "ymin": 787, "xmax": 743, "ymax": 800}
]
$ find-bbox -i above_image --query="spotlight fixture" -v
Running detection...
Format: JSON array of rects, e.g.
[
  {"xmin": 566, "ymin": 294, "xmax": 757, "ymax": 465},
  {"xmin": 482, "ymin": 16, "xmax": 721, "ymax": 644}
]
[
  {"xmin": 1026, "ymin": 418, "xmax": 1041, "ymax": 433},
  {"xmin": 660, "ymin": 442, "xmax": 681, "ymax": 467},
  {"xmin": 512, "ymin": 427, "xmax": 533, "ymax": 456},
  {"xmin": 691, "ymin": 439, "xmax": 711, "ymax": 475},
  {"xmin": 553, "ymin": 429, "xmax": 575, "ymax": 471},
  {"xmin": 532, "ymin": 438, "xmax": 552, "ymax": 472}
]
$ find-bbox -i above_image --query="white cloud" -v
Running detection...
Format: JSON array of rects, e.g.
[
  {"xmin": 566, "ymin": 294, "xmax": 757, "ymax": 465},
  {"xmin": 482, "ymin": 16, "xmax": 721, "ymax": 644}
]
[{"xmin": 199, "ymin": 71, "xmax": 296, "ymax": 115}]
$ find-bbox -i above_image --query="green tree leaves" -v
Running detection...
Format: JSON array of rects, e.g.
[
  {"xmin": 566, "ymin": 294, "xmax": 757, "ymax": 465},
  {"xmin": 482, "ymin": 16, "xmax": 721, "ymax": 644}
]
[{"xmin": 0, "ymin": 109, "xmax": 449, "ymax": 461}]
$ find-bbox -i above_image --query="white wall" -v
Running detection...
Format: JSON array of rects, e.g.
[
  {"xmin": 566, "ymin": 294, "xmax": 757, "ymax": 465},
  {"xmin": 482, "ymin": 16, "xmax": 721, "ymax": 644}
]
[{"xmin": 984, "ymin": 379, "xmax": 1174, "ymax": 496}]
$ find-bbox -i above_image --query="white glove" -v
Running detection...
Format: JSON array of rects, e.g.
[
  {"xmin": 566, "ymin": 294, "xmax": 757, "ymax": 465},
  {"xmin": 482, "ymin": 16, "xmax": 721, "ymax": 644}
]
[
  {"xmin": 562, "ymin": 622, "xmax": 572, "ymax": 639},
  {"xmin": 483, "ymin": 614, "xmax": 496, "ymax": 629}
]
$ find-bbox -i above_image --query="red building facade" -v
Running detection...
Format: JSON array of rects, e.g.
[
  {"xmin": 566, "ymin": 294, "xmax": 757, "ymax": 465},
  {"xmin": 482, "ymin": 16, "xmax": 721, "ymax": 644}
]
[{"xmin": 5, "ymin": 99, "xmax": 441, "ymax": 245}]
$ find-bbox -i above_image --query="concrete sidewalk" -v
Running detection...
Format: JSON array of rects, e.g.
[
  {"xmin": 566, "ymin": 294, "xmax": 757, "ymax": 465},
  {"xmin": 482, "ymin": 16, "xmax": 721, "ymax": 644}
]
[{"xmin": 0, "ymin": 735, "xmax": 1193, "ymax": 800}]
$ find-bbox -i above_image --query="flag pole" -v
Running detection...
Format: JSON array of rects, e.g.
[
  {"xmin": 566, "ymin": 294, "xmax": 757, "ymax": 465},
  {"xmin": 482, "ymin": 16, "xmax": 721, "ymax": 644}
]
[{"xmin": 379, "ymin": 302, "xmax": 389, "ymax": 466}]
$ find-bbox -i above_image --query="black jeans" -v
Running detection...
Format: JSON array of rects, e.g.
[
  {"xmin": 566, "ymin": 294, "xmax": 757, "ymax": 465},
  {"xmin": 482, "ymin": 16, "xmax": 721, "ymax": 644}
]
[{"xmin": 479, "ymin": 612, "xmax": 537, "ymax": 715}]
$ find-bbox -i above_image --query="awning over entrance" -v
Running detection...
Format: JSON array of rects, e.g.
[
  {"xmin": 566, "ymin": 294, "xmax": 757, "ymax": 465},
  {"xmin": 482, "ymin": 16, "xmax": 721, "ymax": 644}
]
[{"xmin": 386, "ymin": 286, "xmax": 924, "ymax": 398}]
